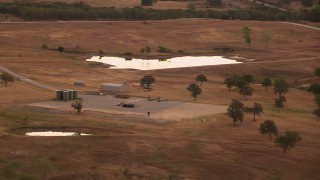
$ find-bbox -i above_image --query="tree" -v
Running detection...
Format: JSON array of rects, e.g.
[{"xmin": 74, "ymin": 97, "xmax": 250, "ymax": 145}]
[
  {"xmin": 273, "ymin": 79, "xmax": 289, "ymax": 96},
  {"xmin": 239, "ymin": 85, "xmax": 254, "ymax": 99},
  {"xmin": 236, "ymin": 79, "xmax": 247, "ymax": 90},
  {"xmin": 57, "ymin": 46, "xmax": 64, "ymax": 52},
  {"xmin": 71, "ymin": 99, "xmax": 83, "ymax": 115},
  {"xmin": 140, "ymin": 46, "xmax": 151, "ymax": 59},
  {"xmin": 242, "ymin": 26, "xmax": 252, "ymax": 47},
  {"xmin": 141, "ymin": 0, "xmax": 153, "ymax": 6},
  {"xmin": 140, "ymin": 75, "xmax": 156, "ymax": 91},
  {"xmin": 313, "ymin": 94, "xmax": 320, "ymax": 122},
  {"xmin": 259, "ymin": 120, "xmax": 278, "ymax": 140},
  {"xmin": 275, "ymin": 131, "xmax": 302, "ymax": 153},
  {"xmin": 226, "ymin": 99, "xmax": 244, "ymax": 126},
  {"xmin": 242, "ymin": 74, "xmax": 254, "ymax": 84},
  {"xmin": 308, "ymin": 83, "xmax": 320, "ymax": 94},
  {"xmin": 224, "ymin": 75, "xmax": 237, "ymax": 92},
  {"xmin": 313, "ymin": 109, "xmax": 320, "ymax": 123},
  {"xmin": 196, "ymin": 74, "xmax": 208, "ymax": 86},
  {"xmin": 187, "ymin": 83, "xmax": 202, "ymax": 101},
  {"xmin": 1, "ymin": 72, "xmax": 14, "ymax": 87},
  {"xmin": 274, "ymin": 95, "xmax": 286, "ymax": 113},
  {"xmin": 314, "ymin": 68, "xmax": 320, "ymax": 79},
  {"xmin": 262, "ymin": 31, "xmax": 273, "ymax": 48},
  {"xmin": 207, "ymin": 0, "xmax": 222, "ymax": 7},
  {"xmin": 146, "ymin": 46, "xmax": 151, "ymax": 59},
  {"xmin": 245, "ymin": 103, "xmax": 263, "ymax": 121},
  {"xmin": 261, "ymin": 77, "xmax": 272, "ymax": 91}
]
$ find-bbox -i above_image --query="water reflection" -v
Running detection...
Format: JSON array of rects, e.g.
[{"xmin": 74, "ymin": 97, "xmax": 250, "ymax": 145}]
[
  {"xmin": 87, "ymin": 56, "xmax": 241, "ymax": 70},
  {"xmin": 25, "ymin": 131, "xmax": 91, "ymax": 136}
]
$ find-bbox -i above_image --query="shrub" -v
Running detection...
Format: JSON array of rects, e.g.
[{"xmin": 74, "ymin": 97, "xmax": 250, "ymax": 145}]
[
  {"xmin": 57, "ymin": 46, "xmax": 64, "ymax": 52},
  {"xmin": 157, "ymin": 46, "xmax": 171, "ymax": 53},
  {"xmin": 42, "ymin": 44, "xmax": 48, "ymax": 49}
]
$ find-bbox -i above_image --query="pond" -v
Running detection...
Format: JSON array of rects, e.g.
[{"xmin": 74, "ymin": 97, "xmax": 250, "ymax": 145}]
[
  {"xmin": 87, "ymin": 56, "xmax": 241, "ymax": 70},
  {"xmin": 25, "ymin": 131, "xmax": 91, "ymax": 136}
]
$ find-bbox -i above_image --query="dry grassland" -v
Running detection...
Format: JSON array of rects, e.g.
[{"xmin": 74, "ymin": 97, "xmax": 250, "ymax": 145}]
[
  {"xmin": 0, "ymin": 19, "xmax": 319, "ymax": 179},
  {"xmin": 0, "ymin": 0, "xmax": 189, "ymax": 9}
]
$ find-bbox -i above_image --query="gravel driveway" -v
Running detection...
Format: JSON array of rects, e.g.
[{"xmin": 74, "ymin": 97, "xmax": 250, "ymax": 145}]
[{"xmin": 29, "ymin": 94, "xmax": 227, "ymax": 121}]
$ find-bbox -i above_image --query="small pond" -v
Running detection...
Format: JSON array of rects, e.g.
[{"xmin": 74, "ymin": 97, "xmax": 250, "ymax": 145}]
[
  {"xmin": 25, "ymin": 131, "xmax": 91, "ymax": 136},
  {"xmin": 87, "ymin": 56, "xmax": 241, "ymax": 70}
]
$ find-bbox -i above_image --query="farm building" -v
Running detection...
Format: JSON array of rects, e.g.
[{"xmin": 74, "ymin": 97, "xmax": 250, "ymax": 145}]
[{"xmin": 101, "ymin": 83, "xmax": 129, "ymax": 93}]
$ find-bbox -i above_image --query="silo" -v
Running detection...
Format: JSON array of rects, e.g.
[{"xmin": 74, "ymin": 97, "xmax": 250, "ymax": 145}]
[
  {"xmin": 69, "ymin": 90, "xmax": 74, "ymax": 100},
  {"xmin": 56, "ymin": 90, "xmax": 63, "ymax": 100},
  {"xmin": 73, "ymin": 90, "xmax": 78, "ymax": 99},
  {"xmin": 63, "ymin": 90, "xmax": 70, "ymax": 101}
]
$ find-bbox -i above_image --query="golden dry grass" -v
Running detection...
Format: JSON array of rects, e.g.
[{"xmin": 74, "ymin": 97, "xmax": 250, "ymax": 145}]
[{"xmin": 0, "ymin": 19, "xmax": 319, "ymax": 179}]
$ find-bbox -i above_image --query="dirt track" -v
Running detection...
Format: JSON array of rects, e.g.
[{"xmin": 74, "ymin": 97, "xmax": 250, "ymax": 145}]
[{"xmin": 0, "ymin": 66, "xmax": 56, "ymax": 91}]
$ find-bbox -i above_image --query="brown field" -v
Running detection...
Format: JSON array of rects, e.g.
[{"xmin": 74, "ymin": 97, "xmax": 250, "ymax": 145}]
[
  {"xmin": 0, "ymin": 0, "xmax": 316, "ymax": 10},
  {"xmin": 0, "ymin": 19, "xmax": 320, "ymax": 179},
  {"xmin": 0, "ymin": 0, "xmax": 189, "ymax": 9}
]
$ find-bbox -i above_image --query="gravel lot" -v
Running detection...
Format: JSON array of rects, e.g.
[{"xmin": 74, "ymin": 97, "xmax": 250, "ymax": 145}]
[{"xmin": 29, "ymin": 94, "xmax": 227, "ymax": 121}]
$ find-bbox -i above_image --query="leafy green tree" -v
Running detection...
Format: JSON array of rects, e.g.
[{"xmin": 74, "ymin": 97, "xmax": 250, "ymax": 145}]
[
  {"xmin": 242, "ymin": 74, "xmax": 254, "ymax": 84},
  {"xmin": 207, "ymin": 0, "xmax": 222, "ymax": 7},
  {"xmin": 140, "ymin": 75, "xmax": 156, "ymax": 91},
  {"xmin": 242, "ymin": 26, "xmax": 252, "ymax": 47},
  {"xmin": 313, "ymin": 109, "xmax": 320, "ymax": 123},
  {"xmin": 226, "ymin": 99, "xmax": 244, "ymax": 126},
  {"xmin": 239, "ymin": 85, "xmax": 254, "ymax": 99},
  {"xmin": 275, "ymin": 131, "xmax": 302, "ymax": 153},
  {"xmin": 273, "ymin": 79, "xmax": 289, "ymax": 96},
  {"xmin": 187, "ymin": 83, "xmax": 202, "ymax": 101},
  {"xmin": 314, "ymin": 68, "xmax": 320, "ymax": 79},
  {"xmin": 57, "ymin": 46, "xmax": 64, "ymax": 52},
  {"xmin": 157, "ymin": 46, "xmax": 171, "ymax": 53},
  {"xmin": 1, "ymin": 72, "xmax": 15, "ymax": 87},
  {"xmin": 259, "ymin": 120, "xmax": 278, "ymax": 140},
  {"xmin": 71, "ymin": 99, "xmax": 83, "ymax": 115},
  {"xmin": 146, "ymin": 46, "xmax": 151, "ymax": 58},
  {"xmin": 274, "ymin": 95, "xmax": 286, "ymax": 113},
  {"xmin": 261, "ymin": 77, "xmax": 272, "ymax": 91},
  {"xmin": 313, "ymin": 94, "xmax": 320, "ymax": 122},
  {"xmin": 196, "ymin": 74, "xmax": 208, "ymax": 86},
  {"xmin": 262, "ymin": 31, "xmax": 273, "ymax": 48},
  {"xmin": 245, "ymin": 103, "xmax": 263, "ymax": 121},
  {"xmin": 236, "ymin": 80, "xmax": 248, "ymax": 90},
  {"xmin": 140, "ymin": 46, "xmax": 151, "ymax": 59},
  {"xmin": 141, "ymin": 0, "xmax": 153, "ymax": 6},
  {"xmin": 308, "ymin": 83, "xmax": 320, "ymax": 94},
  {"xmin": 224, "ymin": 75, "xmax": 238, "ymax": 92}
]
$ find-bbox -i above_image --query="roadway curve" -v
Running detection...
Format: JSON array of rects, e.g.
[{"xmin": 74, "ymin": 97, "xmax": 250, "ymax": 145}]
[
  {"xmin": 248, "ymin": 0, "xmax": 286, "ymax": 11},
  {"xmin": 281, "ymin": 22, "xmax": 320, "ymax": 31},
  {"xmin": 0, "ymin": 66, "xmax": 56, "ymax": 91}
]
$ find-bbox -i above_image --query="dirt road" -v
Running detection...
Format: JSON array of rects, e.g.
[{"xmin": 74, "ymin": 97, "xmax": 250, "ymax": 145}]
[{"xmin": 0, "ymin": 66, "xmax": 56, "ymax": 91}]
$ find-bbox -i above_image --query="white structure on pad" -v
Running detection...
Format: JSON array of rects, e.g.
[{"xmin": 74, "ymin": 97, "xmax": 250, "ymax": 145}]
[{"xmin": 100, "ymin": 83, "xmax": 129, "ymax": 92}]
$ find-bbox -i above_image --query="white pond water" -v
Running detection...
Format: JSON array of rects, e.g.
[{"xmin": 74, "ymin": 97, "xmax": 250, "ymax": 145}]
[
  {"xmin": 87, "ymin": 56, "xmax": 241, "ymax": 70},
  {"xmin": 25, "ymin": 131, "xmax": 91, "ymax": 136}
]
